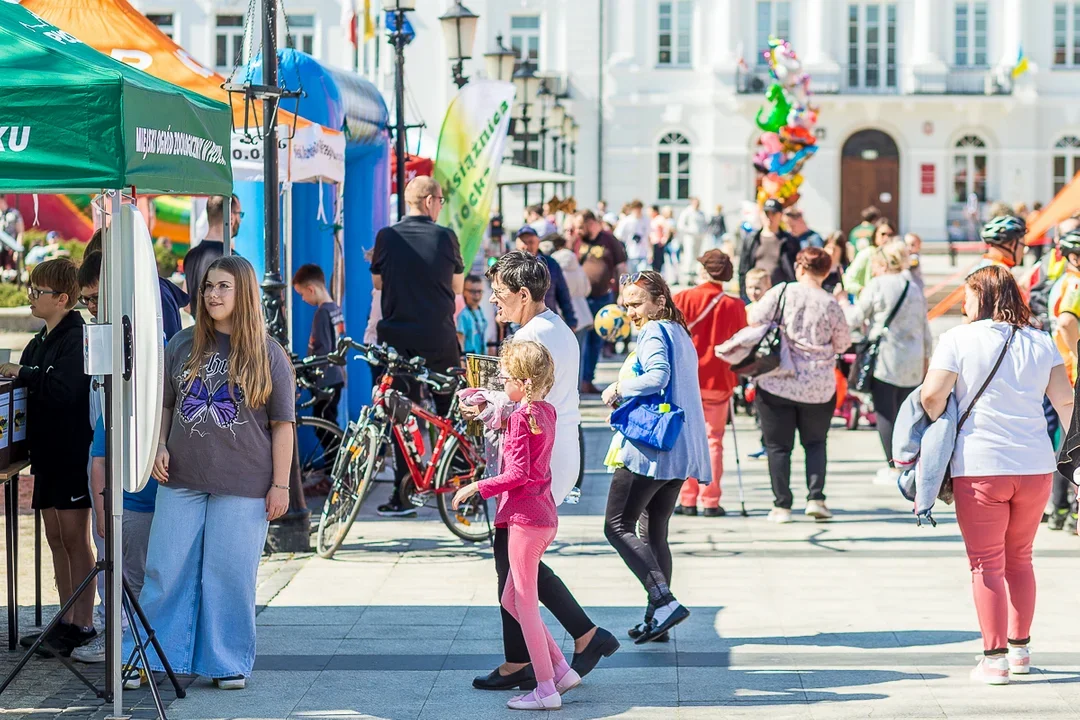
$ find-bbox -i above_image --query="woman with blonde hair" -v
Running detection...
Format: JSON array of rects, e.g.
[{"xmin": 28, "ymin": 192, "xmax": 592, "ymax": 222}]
[
  {"xmin": 128, "ymin": 255, "xmax": 296, "ymax": 690},
  {"xmin": 851, "ymin": 240, "xmax": 932, "ymax": 480}
]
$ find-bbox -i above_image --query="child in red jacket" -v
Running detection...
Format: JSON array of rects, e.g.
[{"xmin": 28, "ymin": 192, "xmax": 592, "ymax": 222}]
[{"xmin": 453, "ymin": 340, "xmax": 579, "ymax": 710}]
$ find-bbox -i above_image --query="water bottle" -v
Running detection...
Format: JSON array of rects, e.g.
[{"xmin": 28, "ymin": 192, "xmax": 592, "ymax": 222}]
[
  {"xmin": 564, "ymin": 487, "xmax": 581, "ymax": 505},
  {"xmin": 404, "ymin": 415, "xmax": 425, "ymax": 456}
]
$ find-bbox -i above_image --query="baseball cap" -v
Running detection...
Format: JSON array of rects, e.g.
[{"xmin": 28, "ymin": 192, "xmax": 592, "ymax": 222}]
[
  {"xmin": 515, "ymin": 226, "xmax": 539, "ymax": 238},
  {"xmin": 763, "ymin": 199, "xmax": 784, "ymax": 214},
  {"xmin": 698, "ymin": 249, "xmax": 733, "ymax": 281}
]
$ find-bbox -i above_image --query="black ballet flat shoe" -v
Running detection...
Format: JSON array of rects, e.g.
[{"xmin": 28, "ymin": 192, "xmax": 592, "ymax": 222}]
[
  {"xmin": 472, "ymin": 665, "xmax": 537, "ymax": 691},
  {"xmin": 628, "ymin": 620, "xmax": 669, "ymax": 642},
  {"xmin": 635, "ymin": 605, "xmax": 690, "ymax": 645},
  {"xmin": 571, "ymin": 627, "xmax": 620, "ymax": 677}
]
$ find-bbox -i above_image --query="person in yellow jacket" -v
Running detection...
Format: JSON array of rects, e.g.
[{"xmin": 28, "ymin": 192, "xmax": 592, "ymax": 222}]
[{"xmin": 1049, "ymin": 229, "xmax": 1080, "ymax": 385}]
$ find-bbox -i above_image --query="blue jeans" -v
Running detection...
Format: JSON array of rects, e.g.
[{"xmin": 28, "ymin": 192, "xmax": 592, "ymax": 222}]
[
  {"xmin": 582, "ymin": 292, "xmax": 614, "ymax": 384},
  {"xmin": 124, "ymin": 485, "xmax": 268, "ymax": 678}
]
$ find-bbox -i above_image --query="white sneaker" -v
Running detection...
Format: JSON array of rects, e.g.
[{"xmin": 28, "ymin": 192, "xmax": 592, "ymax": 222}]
[
  {"xmin": 1008, "ymin": 645, "xmax": 1031, "ymax": 675},
  {"xmin": 214, "ymin": 675, "xmax": 247, "ymax": 690},
  {"xmin": 122, "ymin": 666, "xmax": 145, "ymax": 690},
  {"xmin": 507, "ymin": 689, "xmax": 562, "ymax": 710},
  {"xmin": 556, "ymin": 668, "xmax": 581, "ymax": 694},
  {"xmin": 971, "ymin": 655, "xmax": 1010, "ymax": 685},
  {"xmin": 70, "ymin": 632, "xmax": 106, "ymax": 664},
  {"xmin": 805, "ymin": 500, "xmax": 833, "ymax": 521},
  {"xmin": 767, "ymin": 508, "xmax": 793, "ymax": 524},
  {"xmin": 874, "ymin": 468, "xmax": 900, "ymax": 486}
]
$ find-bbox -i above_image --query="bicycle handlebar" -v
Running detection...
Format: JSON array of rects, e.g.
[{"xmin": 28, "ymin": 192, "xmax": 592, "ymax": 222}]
[{"xmin": 294, "ymin": 337, "xmax": 463, "ymax": 397}]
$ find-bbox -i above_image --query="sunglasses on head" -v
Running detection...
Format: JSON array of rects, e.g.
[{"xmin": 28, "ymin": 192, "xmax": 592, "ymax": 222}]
[{"xmin": 619, "ymin": 272, "xmax": 644, "ymax": 286}]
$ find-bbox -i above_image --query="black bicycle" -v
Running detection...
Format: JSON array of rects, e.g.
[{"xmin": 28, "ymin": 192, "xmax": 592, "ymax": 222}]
[{"xmin": 293, "ymin": 352, "xmax": 347, "ymax": 495}]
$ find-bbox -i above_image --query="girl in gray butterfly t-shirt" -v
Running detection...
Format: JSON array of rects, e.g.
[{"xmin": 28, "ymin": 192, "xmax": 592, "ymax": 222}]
[{"xmin": 125, "ymin": 256, "xmax": 295, "ymax": 690}]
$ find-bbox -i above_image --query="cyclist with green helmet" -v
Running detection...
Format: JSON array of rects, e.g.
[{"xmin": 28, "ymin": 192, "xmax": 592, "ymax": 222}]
[{"xmin": 969, "ymin": 214, "xmax": 1028, "ymax": 276}]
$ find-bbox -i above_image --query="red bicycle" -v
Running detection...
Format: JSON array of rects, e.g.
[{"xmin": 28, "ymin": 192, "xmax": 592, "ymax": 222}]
[{"xmin": 315, "ymin": 340, "xmax": 491, "ymax": 557}]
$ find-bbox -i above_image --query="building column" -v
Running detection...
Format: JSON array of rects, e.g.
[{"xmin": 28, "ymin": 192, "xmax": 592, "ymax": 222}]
[
  {"xmin": 911, "ymin": 0, "xmax": 945, "ymax": 68},
  {"xmin": 802, "ymin": 0, "xmax": 836, "ymax": 68},
  {"xmin": 710, "ymin": 0, "xmax": 741, "ymax": 69}
]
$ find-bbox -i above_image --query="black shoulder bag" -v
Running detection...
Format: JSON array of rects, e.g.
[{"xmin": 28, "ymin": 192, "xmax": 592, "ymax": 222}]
[
  {"xmin": 849, "ymin": 280, "xmax": 910, "ymax": 393},
  {"xmin": 733, "ymin": 283, "xmax": 788, "ymax": 378},
  {"xmin": 938, "ymin": 326, "xmax": 1017, "ymax": 504}
]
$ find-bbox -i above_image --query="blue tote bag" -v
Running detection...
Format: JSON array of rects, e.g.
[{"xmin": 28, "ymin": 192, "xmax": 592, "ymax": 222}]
[{"xmin": 610, "ymin": 323, "xmax": 685, "ymax": 452}]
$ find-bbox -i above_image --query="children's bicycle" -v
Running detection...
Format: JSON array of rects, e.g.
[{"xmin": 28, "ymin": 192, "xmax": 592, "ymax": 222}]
[{"xmin": 314, "ymin": 339, "xmax": 491, "ymax": 559}]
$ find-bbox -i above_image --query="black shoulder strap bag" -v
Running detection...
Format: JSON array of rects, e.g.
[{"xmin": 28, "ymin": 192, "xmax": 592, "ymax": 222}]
[
  {"xmin": 937, "ymin": 326, "xmax": 1018, "ymax": 505},
  {"xmin": 849, "ymin": 280, "xmax": 910, "ymax": 393}
]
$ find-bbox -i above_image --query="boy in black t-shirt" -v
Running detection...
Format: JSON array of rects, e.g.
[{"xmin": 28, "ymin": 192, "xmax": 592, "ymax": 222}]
[{"xmin": 292, "ymin": 264, "xmax": 345, "ymax": 457}]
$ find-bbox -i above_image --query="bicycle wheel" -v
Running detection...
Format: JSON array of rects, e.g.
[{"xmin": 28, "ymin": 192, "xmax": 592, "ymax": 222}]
[
  {"xmin": 315, "ymin": 422, "xmax": 381, "ymax": 559},
  {"xmin": 434, "ymin": 436, "xmax": 493, "ymax": 543},
  {"xmin": 296, "ymin": 416, "xmax": 344, "ymax": 495}
]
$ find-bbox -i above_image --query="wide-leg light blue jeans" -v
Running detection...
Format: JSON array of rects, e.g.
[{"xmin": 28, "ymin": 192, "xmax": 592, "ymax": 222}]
[{"xmin": 123, "ymin": 485, "xmax": 268, "ymax": 678}]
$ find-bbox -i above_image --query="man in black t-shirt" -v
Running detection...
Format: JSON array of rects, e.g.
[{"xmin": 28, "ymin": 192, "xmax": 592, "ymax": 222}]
[
  {"xmin": 371, "ymin": 176, "xmax": 465, "ymax": 516},
  {"xmin": 184, "ymin": 194, "xmax": 241, "ymax": 318}
]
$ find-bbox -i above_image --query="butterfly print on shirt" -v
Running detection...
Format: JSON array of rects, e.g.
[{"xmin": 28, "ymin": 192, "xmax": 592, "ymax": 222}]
[{"xmin": 179, "ymin": 377, "xmax": 245, "ymax": 430}]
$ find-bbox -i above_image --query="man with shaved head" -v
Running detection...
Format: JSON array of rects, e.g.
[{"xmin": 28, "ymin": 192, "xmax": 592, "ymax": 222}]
[{"xmin": 371, "ymin": 176, "xmax": 466, "ymax": 516}]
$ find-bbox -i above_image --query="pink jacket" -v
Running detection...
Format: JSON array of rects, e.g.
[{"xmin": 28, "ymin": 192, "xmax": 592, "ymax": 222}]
[{"xmin": 477, "ymin": 402, "xmax": 558, "ymax": 528}]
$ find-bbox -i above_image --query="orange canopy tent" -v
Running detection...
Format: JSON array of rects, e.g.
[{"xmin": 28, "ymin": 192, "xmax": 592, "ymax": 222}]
[
  {"xmin": 1023, "ymin": 173, "xmax": 1080, "ymax": 245},
  {"xmin": 22, "ymin": 0, "xmax": 319, "ymax": 134}
]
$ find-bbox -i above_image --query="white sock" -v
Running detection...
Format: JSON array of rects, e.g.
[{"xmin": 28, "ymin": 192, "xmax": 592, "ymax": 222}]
[{"xmin": 651, "ymin": 601, "xmax": 681, "ymax": 626}]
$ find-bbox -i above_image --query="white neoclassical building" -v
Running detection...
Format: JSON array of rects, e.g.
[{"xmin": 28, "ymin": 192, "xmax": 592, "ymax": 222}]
[{"xmin": 131, "ymin": 1, "xmax": 1080, "ymax": 240}]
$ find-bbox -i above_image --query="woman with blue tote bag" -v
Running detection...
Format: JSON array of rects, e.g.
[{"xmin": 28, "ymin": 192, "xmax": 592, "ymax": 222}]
[{"xmin": 601, "ymin": 271, "xmax": 711, "ymax": 645}]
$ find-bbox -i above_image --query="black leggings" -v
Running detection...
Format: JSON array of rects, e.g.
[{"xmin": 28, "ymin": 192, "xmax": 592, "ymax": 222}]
[
  {"xmin": 755, "ymin": 388, "xmax": 834, "ymax": 509},
  {"xmin": 494, "ymin": 527, "xmax": 594, "ymax": 664},
  {"xmin": 871, "ymin": 380, "xmax": 916, "ymax": 466},
  {"xmin": 604, "ymin": 469, "xmax": 683, "ymax": 606}
]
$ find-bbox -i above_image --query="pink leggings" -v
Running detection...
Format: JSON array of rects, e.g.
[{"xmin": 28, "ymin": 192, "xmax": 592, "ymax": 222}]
[
  {"xmin": 502, "ymin": 524, "xmax": 566, "ymax": 683},
  {"xmin": 953, "ymin": 474, "xmax": 1052, "ymax": 652}
]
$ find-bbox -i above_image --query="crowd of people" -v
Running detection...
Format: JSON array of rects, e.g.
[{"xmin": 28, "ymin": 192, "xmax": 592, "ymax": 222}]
[{"xmin": 13, "ymin": 172, "xmax": 1080, "ymax": 706}]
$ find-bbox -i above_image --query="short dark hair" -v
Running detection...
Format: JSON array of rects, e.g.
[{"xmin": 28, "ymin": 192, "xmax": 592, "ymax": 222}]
[
  {"xmin": 485, "ymin": 250, "xmax": 550, "ymax": 302},
  {"xmin": 86, "ymin": 228, "xmax": 104, "ymax": 257},
  {"xmin": 464, "ymin": 274, "xmax": 482, "ymax": 284},
  {"xmin": 578, "ymin": 209, "xmax": 598, "ymax": 224},
  {"xmin": 291, "ymin": 263, "xmax": 326, "ymax": 287},
  {"xmin": 78, "ymin": 251, "xmax": 102, "ymax": 289},
  {"xmin": 31, "ymin": 258, "xmax": 80, "ymax": 309},
  {"xmin": 206, "ymin": 194, "xmax": 239, "ymax": 226},
  {"xmin": 861, "ymin": 206, "xmax": 882, "ymax": 223},
  {"xmin": 547, "ymin": 233, "xmax": 568, "ymax": 251},
  {"xmin": 526, "ymin": 204, "xmax": 543, "ymax": 217},
  {"xmin": 795, "ymin": 247, "xmax": 832, "ymax": 277}
]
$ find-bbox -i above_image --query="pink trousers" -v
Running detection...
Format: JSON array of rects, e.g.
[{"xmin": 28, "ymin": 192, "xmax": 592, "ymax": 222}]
[
  {"xmin": 953, "ymin": 473, "xmax": 1052, "ymax": 652},
  {"xmin": 680, "ymin": 396, "xmax": 729, "ymax": 509},
  {"xmin": 502, "ymin": 524, "xmax": 566, "ymax": 683}
]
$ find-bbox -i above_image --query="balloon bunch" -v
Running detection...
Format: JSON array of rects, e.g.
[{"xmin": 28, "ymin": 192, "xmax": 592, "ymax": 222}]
[{"xmin": 753, "ymin": 37, "xmax": 820, "ymax": 208}]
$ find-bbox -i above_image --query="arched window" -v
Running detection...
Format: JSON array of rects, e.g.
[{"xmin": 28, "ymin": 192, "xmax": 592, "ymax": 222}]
[
  {"xmin": 658, "ymin": 132, "xmax": 690, "ymax": 201},
  {"xmin": 1054, "ymin": 136, "xmax": 1080, "ymax": 195},
  {"xmin": 952, "ymin": 134, "xmax": 987, "ymax": 205}
]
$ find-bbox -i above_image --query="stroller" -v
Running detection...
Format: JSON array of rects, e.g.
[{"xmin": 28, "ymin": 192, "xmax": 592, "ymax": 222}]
[{"xmin": 834, "ymin": 352, "xmax": 876, "ymax": 431}]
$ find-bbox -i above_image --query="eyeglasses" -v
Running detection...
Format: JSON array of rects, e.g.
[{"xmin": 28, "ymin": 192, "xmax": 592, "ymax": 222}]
[
  {"xmin": 234, "ymin": 211, "xmax": 246, "ymax": 219},
  {"xmin": 619, "ymin": 272, "xmax": 644, "ymax": 286},
  {"xmin": 79, "ymin": 293, "xmax": 99, "ymax": 307},
  {"xmin": 27, "ymin": 287, "xmax": 61, "ymax": 300},
  {"xmin": 425, "ymin": 195, "xmax": 446, "ymax": 205},
  {"xmin": 202, "ymin": 282, "xmax": 234, "ymax": 297},
  {"xmin": 464, "ymin": 288, "xmax": 484, "ymax": 295}
]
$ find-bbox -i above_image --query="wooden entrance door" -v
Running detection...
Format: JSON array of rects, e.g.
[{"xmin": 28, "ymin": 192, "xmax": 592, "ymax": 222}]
[{"xmin": 841, "ymin": 130, "xmax": 900, "ymax": 235}]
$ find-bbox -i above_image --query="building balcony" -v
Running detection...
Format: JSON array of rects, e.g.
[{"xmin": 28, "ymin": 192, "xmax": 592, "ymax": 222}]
[
  {"xmin": 735, "ymin": 64, "xmax": 1011, "ymax": 97},
  {"xmin": 912, "ymin": 66, "xmax": 1012, "ymax": 96}
]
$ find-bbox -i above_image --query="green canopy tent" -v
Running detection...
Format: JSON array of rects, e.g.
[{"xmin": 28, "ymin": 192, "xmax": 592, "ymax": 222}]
[
  {"xmin": 0, "ymin": 4, "xmax": 233, "ymax": 715},
  {"xmin": 0, "ymin": 1, "xmax": 232, "ymax": 195}
]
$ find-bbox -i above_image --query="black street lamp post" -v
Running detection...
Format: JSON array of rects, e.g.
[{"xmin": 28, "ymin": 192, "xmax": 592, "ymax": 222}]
[
  {"xmin": 439, "ymin": 1, "xmax": 479, "ymax": 89},
  {"xmin": 512, "ymin": 59, "xmax": 538, "ymax": 207},
  {"xmin": 385, "ymin": 0, "xmax": 416, "ymax": 220}
]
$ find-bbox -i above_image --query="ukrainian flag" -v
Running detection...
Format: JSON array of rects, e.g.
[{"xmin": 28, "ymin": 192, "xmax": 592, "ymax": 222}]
[{"xmin": 1012, "ymin": 46, "xmax": 1030, "ymax": 79}]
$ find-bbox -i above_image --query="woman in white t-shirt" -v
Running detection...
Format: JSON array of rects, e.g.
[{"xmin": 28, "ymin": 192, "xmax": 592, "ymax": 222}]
[{"xmin": 922, "ymin": 265, "xmax": 1074, "ymax": 686}]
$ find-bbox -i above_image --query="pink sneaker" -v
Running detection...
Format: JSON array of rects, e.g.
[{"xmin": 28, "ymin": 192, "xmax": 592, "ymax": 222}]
[
  {"xmin": 507, "ymin": 689, "xmax": 562, "ymax": 710},
  {"xmin": 1008, "ymin": 646, "xmax": 1031, "ymax": 675},
  {"xmin": 556, "ymin": 668, "xmax": 581, "ymax": 694},
  {"xmin": 970, "ymin": 655, "xmax": 1009, "ymax": 685}
]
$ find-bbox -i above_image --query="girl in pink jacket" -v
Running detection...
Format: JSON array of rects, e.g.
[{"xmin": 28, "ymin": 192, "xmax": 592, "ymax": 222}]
[{"xmin": 453, "ymin": 340, "xmax": 579, "ymax": 710}]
